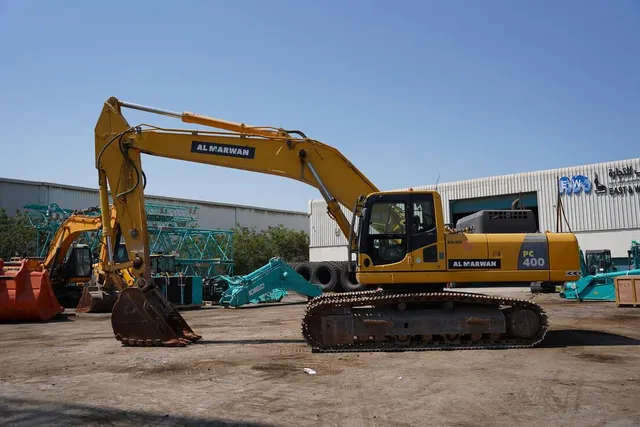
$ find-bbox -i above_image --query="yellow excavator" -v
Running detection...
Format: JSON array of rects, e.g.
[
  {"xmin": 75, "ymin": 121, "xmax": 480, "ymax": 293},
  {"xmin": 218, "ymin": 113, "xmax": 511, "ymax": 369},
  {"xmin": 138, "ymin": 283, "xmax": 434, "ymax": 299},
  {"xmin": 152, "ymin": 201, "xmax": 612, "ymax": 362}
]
[
  {"xmin": 0, "ymin": 205, "xmax": 127, "ymax": 321},
  {"xmin": 48, "ymin": 206, "xmax": 142, "ymax": 314},
  {"xmin": 94, "ymin": 96, "xmax": 582, "ymax": 351},
  {"xmin": 39, "ymin": 209, "xmax": 104, "ymax": 305},
  {"xmin": 43, "ymin": 205, "xmax": 136, "ymax": 313}
]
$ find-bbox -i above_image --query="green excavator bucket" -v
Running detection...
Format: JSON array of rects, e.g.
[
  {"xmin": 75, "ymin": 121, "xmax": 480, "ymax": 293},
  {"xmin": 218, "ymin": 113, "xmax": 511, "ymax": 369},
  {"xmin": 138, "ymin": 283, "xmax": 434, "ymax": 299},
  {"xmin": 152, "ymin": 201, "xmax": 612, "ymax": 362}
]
[{"xmin": 110, "ymin": 284, "xmax": 202, "ymax": 347}]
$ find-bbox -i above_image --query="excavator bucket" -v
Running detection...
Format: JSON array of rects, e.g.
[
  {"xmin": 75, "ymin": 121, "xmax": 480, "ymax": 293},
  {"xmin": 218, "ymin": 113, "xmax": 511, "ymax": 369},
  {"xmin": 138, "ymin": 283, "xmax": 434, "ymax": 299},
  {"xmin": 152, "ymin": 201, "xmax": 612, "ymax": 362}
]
[
  {"xmin": 0, "ymin": 259, "xmax": 64, "ymax": 322},
  {"xmin": 110, "ymin": 284, "xmax": 202, "ymax": 347},
  {"xmin": 76, "ymin": 283, "xmax": 118, "ymax": 313}
]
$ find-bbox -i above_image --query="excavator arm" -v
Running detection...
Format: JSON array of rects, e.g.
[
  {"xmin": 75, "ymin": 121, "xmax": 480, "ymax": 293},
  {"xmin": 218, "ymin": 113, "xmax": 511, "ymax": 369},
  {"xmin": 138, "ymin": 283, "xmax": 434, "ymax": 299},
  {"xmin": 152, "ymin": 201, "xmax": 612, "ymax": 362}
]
[
  {"xmin": 42, "ymin": 211, "xmax": 102, "ymax": 280},
  {"xmin": 43, "ymin": 206, "xmax": 118, "ymax": 268}
]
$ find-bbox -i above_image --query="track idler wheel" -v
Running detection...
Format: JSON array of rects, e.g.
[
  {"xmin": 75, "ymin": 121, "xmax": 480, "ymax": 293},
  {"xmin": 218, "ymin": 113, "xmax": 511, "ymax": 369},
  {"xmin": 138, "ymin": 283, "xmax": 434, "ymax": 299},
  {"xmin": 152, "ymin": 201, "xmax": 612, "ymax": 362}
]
[
  {"xmin": 505, "ymin": 308, "xmax": 540, "ymax": 340},
  {"xmin": 76, "ymin": 284, "xmax": 118, "ymax": 313},
  {"xmin": 110, "ymin": 282, "xmax": 202, "ymax": 347}
]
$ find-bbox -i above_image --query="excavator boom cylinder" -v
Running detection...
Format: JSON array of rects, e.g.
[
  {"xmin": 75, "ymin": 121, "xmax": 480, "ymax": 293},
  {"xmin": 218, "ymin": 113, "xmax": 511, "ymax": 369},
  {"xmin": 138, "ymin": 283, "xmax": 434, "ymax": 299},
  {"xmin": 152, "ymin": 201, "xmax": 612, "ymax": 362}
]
[{"xmin": 118, "ymin": 100, "xmax": 182, "ymax": 119}]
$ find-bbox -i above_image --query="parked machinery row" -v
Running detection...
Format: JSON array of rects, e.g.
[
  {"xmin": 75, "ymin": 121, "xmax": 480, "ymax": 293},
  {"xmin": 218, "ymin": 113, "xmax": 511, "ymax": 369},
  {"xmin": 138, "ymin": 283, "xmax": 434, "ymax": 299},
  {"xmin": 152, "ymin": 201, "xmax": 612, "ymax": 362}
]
[{"xmin": 44, "ymin": 95, "xmax": 581, "ymax": 350}]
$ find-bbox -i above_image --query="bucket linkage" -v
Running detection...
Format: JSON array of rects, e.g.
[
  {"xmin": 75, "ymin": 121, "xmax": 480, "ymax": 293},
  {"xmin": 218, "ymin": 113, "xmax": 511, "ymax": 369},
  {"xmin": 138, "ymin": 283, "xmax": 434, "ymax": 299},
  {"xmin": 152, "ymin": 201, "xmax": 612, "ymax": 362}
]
[{"xmin": 76, "ymin": 281, "xmax": 119, "ymax": 313}]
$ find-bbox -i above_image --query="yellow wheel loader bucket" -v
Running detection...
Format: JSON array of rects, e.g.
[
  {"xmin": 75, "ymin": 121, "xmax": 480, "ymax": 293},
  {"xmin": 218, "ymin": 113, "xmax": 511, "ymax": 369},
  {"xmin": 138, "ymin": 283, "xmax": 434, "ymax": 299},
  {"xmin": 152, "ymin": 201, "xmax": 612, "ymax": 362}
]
[{"xmin": 110, "ymin": 283, "xmax": 202, "ymax": 347}]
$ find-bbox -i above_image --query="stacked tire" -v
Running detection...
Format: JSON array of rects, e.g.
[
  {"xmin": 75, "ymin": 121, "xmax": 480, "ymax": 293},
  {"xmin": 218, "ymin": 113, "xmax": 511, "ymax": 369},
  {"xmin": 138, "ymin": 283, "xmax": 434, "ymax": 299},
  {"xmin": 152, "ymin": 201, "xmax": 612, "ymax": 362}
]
[
  {"xmin": 530, "ymin": 281, "xmax": 558, "ymax": 294},
  {"xmin": 288, "ymin": 260, "xmax": 365, "ymax": 293}
]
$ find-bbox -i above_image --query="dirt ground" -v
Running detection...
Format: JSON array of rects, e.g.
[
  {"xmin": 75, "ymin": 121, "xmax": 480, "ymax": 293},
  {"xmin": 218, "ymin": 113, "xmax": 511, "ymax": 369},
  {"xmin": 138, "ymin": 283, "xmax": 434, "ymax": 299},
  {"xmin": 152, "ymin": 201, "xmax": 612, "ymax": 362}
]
[{"xmin": 1, "ymin": 287, "xmax": 639, "ymax": 427}]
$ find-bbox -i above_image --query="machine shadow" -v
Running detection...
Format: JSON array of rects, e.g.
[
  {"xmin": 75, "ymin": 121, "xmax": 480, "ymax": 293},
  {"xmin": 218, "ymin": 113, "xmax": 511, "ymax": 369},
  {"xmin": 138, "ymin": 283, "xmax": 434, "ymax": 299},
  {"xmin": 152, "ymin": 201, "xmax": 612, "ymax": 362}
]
[
  {"xmin": 0, "ymin": 396, "xmax": 276, "ymax": 427},
  {"xmin": 0, "ymin": 313, "xmax": 76, "ymax": 325},
  {"xmin": 539, "ymin": 329, "xmax": 640, "ymax": 348},
  {"xmin": 218, "ymin": 300, "xmax": 310, "ymax": 310},
  {"xmin": 197, "ymin": 330, "xmax": 640, "ymax": 348},
  {"xmin": 196, "ymin": 338, "xmax": 306, "ymax": 345}
]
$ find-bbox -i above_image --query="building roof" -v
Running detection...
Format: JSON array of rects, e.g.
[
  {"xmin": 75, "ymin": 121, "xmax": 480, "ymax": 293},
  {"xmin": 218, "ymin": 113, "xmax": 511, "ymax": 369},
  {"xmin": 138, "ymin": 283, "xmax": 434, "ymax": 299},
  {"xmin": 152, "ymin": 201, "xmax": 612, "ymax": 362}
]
[
  {"xmin": 310, "ymin": 156, "xmax": 640, "ymax": 203},
  {"xmin": 0, "ymin": 176, "xmax": 307, "ymax": 216}
]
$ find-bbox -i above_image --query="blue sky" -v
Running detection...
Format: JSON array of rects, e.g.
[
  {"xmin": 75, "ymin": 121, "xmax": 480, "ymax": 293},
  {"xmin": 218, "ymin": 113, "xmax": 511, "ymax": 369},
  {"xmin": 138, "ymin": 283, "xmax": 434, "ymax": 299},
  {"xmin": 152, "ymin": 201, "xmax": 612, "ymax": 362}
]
[{"xmin": 1, "ymin": 0, "xmax": 638, "ymax": 213}]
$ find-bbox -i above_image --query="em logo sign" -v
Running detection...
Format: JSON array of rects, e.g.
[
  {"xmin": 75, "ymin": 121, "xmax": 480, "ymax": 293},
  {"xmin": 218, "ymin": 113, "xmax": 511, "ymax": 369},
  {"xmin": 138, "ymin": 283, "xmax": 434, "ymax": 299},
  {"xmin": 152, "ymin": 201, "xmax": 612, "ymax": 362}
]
[{"xmin": 558, "ymin": 175, "xmax": 592, "ymax": 195}]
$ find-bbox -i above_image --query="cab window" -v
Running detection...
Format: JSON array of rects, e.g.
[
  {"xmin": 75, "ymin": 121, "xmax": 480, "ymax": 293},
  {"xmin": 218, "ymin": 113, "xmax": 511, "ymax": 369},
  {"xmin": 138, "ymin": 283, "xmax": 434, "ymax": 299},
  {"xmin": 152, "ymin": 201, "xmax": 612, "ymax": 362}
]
[
  {"xmin": 366, "ymin": 201, "xmax": 407, "ymax": 265},
  {"xmin": 412, "ymin": 198, "xmax": 436, "ymax": 234}
]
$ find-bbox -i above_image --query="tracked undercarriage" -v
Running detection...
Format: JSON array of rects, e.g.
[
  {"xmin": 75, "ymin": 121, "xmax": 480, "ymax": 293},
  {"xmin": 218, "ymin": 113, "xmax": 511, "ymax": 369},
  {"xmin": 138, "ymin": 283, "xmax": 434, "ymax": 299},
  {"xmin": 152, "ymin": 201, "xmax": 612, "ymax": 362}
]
[{"xmin": 301, "ymin": 289, "xmax": 548, "ymax": 352}]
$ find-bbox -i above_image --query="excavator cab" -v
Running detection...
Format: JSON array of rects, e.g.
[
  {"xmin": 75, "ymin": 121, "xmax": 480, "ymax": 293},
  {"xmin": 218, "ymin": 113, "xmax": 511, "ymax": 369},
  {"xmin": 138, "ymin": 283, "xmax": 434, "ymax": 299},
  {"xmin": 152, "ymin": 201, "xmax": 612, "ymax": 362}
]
[
  {"xmin": 59, "ymin": 245, "xmax": 93, "ymax": 281},
  {"xmin": 355, "ymin": 191, "xmax": 445, "ymax": 288},
  {"xmin": 585, "ymin": 249, "xmax": 615, "ymax": 275},
  {"xmin": 48, "ymin": 244, "xmax": 94, "ymax": 309}
]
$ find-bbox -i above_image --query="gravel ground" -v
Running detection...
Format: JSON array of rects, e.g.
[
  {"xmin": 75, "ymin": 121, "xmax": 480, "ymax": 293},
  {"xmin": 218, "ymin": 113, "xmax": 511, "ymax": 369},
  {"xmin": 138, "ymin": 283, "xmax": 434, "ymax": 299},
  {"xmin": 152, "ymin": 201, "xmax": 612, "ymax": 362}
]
[{"xmin": 0, "ymin": 287, "xmax": 639, "ymax": 427}]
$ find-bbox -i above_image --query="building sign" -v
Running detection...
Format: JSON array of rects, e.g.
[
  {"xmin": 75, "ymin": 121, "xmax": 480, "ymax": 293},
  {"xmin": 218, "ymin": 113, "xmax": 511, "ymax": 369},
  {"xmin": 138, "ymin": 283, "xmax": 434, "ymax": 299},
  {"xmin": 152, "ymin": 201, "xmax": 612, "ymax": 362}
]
[
  {"xmin": 559, "ymin": 164, "xmax": 640, "ymax": 198},
  {"xmin": 558, "ymin": 175, "xmax": 592, "ymax": 195},
  {"xmin": 609, "ymin": 166, "xmax": 640, "ymax": 180}
]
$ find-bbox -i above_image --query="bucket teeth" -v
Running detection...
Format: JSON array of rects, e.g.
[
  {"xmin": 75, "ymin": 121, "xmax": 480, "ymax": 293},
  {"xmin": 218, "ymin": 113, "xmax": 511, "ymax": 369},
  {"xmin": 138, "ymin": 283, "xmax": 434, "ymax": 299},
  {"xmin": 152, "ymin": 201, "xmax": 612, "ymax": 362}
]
[{"xmin": 110, "ymin": 285, "xmax": 201, "ymax": 347}]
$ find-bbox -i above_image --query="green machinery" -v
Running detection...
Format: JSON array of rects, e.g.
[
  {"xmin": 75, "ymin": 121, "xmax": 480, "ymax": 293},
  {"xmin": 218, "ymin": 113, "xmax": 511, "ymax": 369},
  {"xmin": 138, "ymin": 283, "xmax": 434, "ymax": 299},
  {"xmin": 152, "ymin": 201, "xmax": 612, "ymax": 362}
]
[
  {"xmin": 560, "ymin": 241, "xmax": 640, "ymax": 302},
  {"xmin": 115, "ymin": 243, "xmax": 204, "ymax": 309},
  {"xmin": 210, "ymin": 258, "xmax": 322, "ymax": 308},
  {"xmin": 148, "ymin": 253, "xmax": 204, "ymax": 309}
]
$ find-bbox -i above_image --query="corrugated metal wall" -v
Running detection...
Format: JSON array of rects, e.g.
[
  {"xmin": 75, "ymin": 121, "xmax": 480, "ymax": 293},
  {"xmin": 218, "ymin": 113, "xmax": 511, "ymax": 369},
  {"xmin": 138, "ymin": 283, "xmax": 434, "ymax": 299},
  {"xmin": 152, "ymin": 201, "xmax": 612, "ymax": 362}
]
[
  {"xmin": 309, "ymin": 199, "xmax": 352, "ymax": 248},
  {"xmin": 309, "ymin": 157, "xmax": 640, "ymax": 249},
  {"xmin": 0, "ymin": 177, "xmax": 308, "ymax": 233}
]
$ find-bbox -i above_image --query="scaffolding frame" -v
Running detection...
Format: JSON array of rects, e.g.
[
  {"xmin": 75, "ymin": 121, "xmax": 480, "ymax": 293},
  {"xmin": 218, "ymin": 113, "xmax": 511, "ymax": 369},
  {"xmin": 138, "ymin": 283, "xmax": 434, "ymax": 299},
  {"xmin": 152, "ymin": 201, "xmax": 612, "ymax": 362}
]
[
  {"xmin": 22, "ymin": 202, "xmax": 233, "ymax": 276},
  {"xmin": 149, "ymin": 226, "xmax": 234, "ymax": 276},
  {"xmin": 23, "ymin": 203, "xmax": 101, "ymax": 257}
]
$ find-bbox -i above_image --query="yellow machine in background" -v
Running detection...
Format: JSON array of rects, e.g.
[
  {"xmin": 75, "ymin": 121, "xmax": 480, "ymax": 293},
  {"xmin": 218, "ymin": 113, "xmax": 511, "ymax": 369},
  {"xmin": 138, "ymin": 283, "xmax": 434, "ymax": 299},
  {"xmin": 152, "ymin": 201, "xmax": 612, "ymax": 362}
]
[
  {"xmin": 0, "ymin": 206, "xmax": 129, "ymax": 320},
  {"xmin": 43, "ymin": 206, "xmax": 135, "ymax": 313},
  {"xmin": 92, "ymin": 97, "xmax": 581, "ymax": 351}
]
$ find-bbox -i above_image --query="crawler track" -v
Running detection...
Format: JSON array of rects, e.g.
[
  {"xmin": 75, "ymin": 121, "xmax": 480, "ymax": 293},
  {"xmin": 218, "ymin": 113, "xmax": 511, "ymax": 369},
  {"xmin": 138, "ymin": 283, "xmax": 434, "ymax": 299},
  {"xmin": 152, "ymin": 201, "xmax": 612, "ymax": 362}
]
[{"xmin": 301, "ymin": 289, "xmax": 548, "ymax": 352}]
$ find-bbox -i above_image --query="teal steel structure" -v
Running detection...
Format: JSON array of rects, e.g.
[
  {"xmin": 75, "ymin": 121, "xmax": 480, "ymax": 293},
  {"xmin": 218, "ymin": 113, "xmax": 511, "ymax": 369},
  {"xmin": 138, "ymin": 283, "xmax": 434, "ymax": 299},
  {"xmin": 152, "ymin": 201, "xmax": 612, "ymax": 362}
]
[
  {"xmin": 23, "ymin": 203, "xmax": 101, "ymax": 257},
  {"xmin": 22, "ymin": 202, "xmax": 234, "ymax": 276},
  {"xmin": 148, "ymin": 226, "xmax": 235, "ymax": 276}
]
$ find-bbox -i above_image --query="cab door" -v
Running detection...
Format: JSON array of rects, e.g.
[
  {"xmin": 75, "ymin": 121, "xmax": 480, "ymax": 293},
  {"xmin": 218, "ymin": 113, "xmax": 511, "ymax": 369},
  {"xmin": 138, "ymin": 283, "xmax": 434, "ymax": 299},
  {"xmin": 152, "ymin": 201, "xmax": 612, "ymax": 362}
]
[
  {"xmin": 409, "ymin": 192, "xmax": 446, "ymax": 272},
  {"xmin": 357, "ymin": 193, "xmax": 412, "ymax": 274}
]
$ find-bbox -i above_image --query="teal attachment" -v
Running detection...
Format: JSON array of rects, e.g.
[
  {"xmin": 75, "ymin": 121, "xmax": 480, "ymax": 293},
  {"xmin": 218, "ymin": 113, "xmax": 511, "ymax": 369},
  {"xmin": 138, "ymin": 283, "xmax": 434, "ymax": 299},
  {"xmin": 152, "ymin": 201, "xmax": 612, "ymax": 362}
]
[{"xmin": 217, "ymin": 257, "xmax": 322, "ymax": 308}]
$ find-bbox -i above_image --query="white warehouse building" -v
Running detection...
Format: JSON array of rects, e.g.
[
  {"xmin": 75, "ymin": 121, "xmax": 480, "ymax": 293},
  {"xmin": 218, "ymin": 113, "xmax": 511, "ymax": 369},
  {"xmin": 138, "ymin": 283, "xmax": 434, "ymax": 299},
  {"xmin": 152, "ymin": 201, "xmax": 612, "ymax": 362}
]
[
  {"xmin": 0, "ymin": 177, "xmax": 308, "ymax": 233},
  {"xmin": 309, "ymin": 157, "xmax": 640, "ymax": 269}
]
